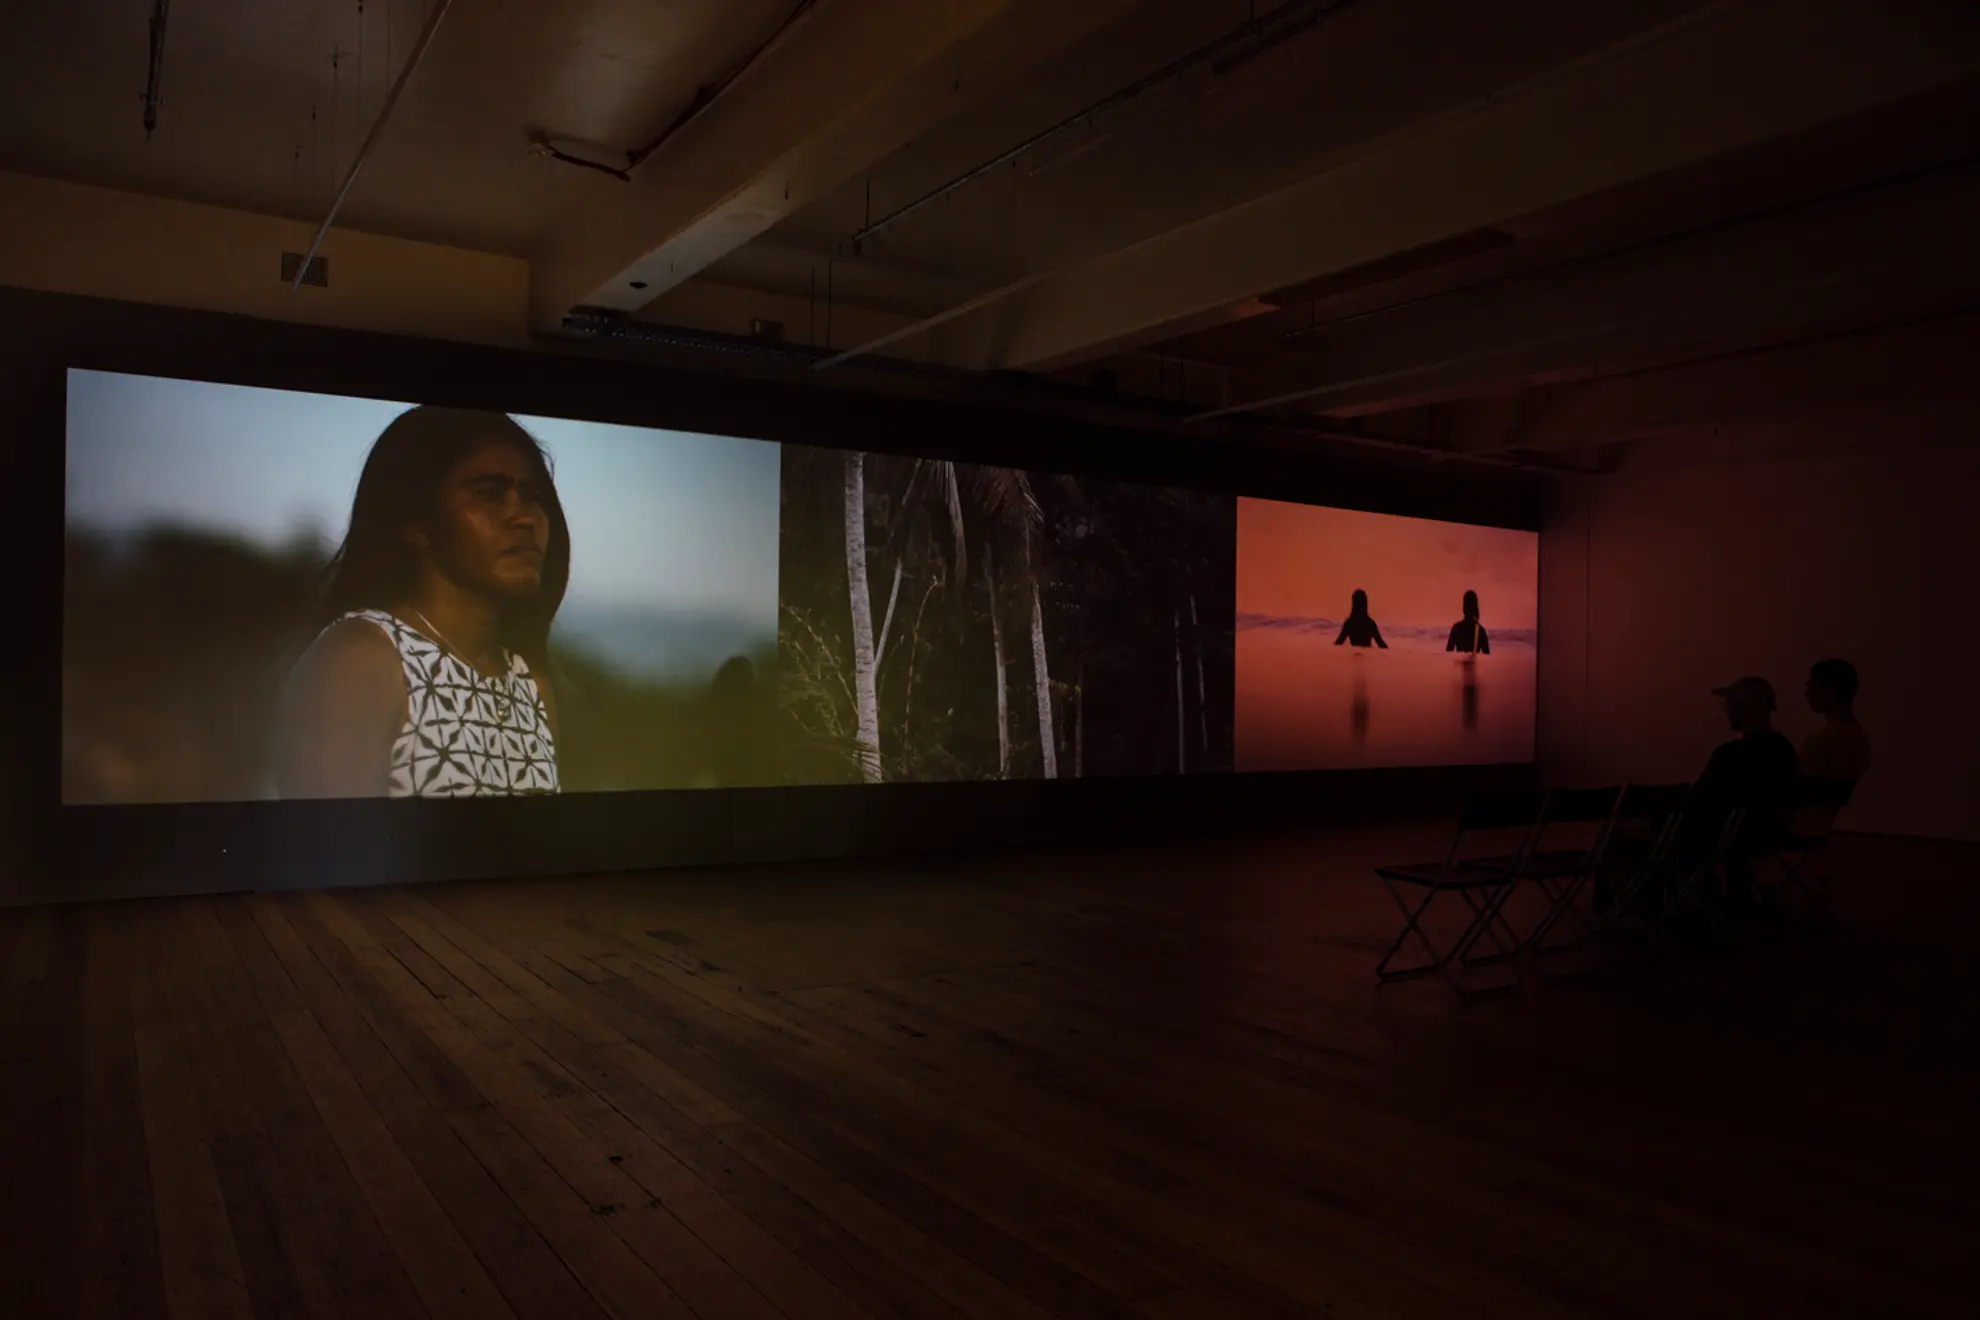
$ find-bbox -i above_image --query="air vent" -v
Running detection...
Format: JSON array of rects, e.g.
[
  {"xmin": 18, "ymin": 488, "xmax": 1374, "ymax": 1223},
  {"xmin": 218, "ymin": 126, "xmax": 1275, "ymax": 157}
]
[{"xmin": 279, "ymin": 251, "xmax": 330, "ymax": 288}]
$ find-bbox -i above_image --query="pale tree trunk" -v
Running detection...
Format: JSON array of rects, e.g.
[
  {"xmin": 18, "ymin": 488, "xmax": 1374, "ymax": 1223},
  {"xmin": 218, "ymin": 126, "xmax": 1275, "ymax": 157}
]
[
  {"xmin": 1173, "ymin": 605, "xmax": 1186, "ymax": 773},
  {"xmin": 1189, "ymin": 592, "xmax": 1208, "ymax": 755},
  {"xmin": 843, "ymin": 452, "xmax": 882, "ymax": 783},
  {"xmin": 1073, "ymin": 649, "xmax": 1085, "ymax": 779},
  {"xmin": 985, "ymin": 545, "xmax": 1009, "ymax": 778},
  {"xmin": 1028, "ymin": 530, "xmax": 1057, "ymax": 779},
  {"xmin": 874, "ymin": 558, "xmax": 904, "ymax": 666}
]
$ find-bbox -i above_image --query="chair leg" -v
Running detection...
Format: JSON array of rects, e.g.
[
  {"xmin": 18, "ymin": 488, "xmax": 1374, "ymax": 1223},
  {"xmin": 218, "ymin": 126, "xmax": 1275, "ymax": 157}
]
[
  {"xmin": 1526, "ymin": 871, "xmax": 1599, "ymax": 960},
  {"xmin": 1377, "ymin": 881, "xmax": 1516, "ymax": 997},
  {"xmin": 1659, "ymin": 862, "xmax": 1733, "ymax": 950},
  {"xmin": 1456, "ymin": 883, "xmax": 1523, "ymax": 969},
  {"xmin": 1375, "ymin": 881, "xmax": 1458, "ymax": 988}
]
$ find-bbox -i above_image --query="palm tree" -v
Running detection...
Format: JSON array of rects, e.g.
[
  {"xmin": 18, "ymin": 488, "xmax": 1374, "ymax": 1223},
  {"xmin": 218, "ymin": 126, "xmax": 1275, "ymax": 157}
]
[
  {"xmin": 1173, "ymin": 606, "xmax": 1187, "ymax": 773},
  {"xmin": 1027, "ymin": 517, "xmax": 1056, "ymax": 780},
  {"xmin": 904, "ymin": 460, "xmax": 1046, "ymax": 779},
  {"xmin": 1190, "ymin": 592, "xmax": 1209, "ymax": 756},
  {"xmin": 843, "ymin": 451, "xmax": 882, "ymax": 783},
  {"xmin": 983, "ymin": 542, "xmax": 1010, "ymax": 777}
]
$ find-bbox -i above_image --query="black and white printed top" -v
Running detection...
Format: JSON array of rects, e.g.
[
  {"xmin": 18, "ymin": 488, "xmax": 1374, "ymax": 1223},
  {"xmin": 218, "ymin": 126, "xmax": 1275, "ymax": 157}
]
[{"xmin": 341, "ymin": 609, "xmax": 560, "ymax": 798}]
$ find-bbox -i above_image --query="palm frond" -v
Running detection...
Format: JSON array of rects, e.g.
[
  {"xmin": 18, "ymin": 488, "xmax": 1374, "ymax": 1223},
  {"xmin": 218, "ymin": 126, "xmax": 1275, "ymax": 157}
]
[{"xmin": 968, "ymin": 464, "xmax": 1044, "ymax": 530}]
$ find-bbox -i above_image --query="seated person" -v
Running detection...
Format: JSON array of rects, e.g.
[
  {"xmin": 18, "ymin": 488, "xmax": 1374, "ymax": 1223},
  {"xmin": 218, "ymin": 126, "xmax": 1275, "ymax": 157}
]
[
  {"xmin": 1794, "ymin": 658, "xmax": 1871, "ymax": 836},
  {"xmin": 1674, "ymin": 676, "xmax": 1800, "ymax": 908}
]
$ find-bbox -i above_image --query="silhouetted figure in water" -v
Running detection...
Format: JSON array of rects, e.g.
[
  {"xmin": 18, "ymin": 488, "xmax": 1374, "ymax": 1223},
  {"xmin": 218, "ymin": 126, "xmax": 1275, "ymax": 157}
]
[
  {"xmin": 1446, "ymin": 590, "xmax": 1490, "ymax": 654},
  {"xmin": 1334, "ymin": 590, "xmax": 1387, "ymax": 649}
]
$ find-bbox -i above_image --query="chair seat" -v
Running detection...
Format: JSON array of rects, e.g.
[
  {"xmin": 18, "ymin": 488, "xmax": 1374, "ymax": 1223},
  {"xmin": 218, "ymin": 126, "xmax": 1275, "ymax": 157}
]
[
  {"xmin": 1375, "ymin": 861, "xmax": 1507, "ymax": 888},
  {"xmin": 1472, "ymin": 848, "xmax": 1595, "ymax": 878}
]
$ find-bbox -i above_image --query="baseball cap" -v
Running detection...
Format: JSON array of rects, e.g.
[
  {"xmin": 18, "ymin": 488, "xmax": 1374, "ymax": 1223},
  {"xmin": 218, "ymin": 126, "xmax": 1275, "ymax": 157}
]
[{"xmin": 1711, "ymin": 676, "xmax": 1776, "ymax": 709}]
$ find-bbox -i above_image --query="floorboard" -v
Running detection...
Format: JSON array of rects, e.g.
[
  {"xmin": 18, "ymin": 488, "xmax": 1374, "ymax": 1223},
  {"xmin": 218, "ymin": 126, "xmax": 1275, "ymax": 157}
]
[{"xmin": 6, "ymin": 822, "xmax": 1977, "ymax": 1318}]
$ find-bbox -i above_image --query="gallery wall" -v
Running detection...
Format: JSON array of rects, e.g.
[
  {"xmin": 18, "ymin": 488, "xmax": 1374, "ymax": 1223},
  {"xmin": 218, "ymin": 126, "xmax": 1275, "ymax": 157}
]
[
  {"xmin": 1538, "ymin": 405, "xmax": 1979, "ymax": 842},
  {"xmin": 3, "ymin": 287, "xmax": 1543, "ymax": 904}
]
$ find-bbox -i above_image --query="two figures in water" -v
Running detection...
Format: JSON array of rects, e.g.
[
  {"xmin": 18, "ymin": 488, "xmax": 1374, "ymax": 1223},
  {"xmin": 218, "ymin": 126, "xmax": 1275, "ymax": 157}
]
[
  {"xmin": 1333, "ymin": 589, "xmax": 1492, "ymax": 740},
  {"xmin": 1333, "ymin": 589, "xmax": 1492, "ymax": 653}
]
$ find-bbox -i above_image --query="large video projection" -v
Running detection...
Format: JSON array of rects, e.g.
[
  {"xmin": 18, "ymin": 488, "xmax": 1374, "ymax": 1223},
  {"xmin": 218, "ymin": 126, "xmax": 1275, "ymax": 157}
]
[
  {"xmin": 1235, "ymin": 498, "xmax": 1539, "ymax": 771},
  {"xmin": 62, "ymin": 370, "xmax": 1531, "ymax": 804}
]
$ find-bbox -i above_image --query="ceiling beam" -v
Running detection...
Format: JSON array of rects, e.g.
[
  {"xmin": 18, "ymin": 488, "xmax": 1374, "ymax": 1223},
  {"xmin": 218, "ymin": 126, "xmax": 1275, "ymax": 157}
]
[
  {"xmin": 528, "ymin": 0, "xmax": 1142, "ymax": 329},
  {"xmin": 1440, "ymin": 310, "xmax": 1980, "ymax": 454},
  {"xmin": 907, "ymin": 0, "xmax": 1980, "ymax": 372},
  {"xmin": 1204, "ymin": 166, "xmax": 1980, "ymax": 418}
]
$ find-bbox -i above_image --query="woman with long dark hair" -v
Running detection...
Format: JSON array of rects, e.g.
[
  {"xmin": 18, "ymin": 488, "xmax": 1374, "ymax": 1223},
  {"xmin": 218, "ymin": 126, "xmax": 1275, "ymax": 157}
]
[
  {"xmin": 1446, "ymin": 589, "xmax": 1491, "ymax": 654},
  {"xmin": 1333, "ymin": 589, "xmax": 1388, "ymax": 649},
  {"xmin": 277, "ymin": 407, "xmax": 570, "ymax": 798}
]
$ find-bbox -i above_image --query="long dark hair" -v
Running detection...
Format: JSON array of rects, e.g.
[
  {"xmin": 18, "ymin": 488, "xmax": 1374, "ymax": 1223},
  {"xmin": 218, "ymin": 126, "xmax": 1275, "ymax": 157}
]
[
  {"xmin": 1462, "ymin": 590, "xmax": 1480, "ymax": 620},
  {"xmin": 1348, "ymin": 588, "xmax": 1371, "ymax": 619},
  {"xmin": 323, "ymin": 406, "xmax": 571, "ymax": 664}
]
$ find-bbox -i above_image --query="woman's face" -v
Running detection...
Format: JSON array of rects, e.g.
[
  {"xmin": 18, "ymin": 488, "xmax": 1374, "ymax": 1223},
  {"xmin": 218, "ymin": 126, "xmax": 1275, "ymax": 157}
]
[{"xmin": 416, "ymin": 440, "xmax": 552, "ymax": 599}]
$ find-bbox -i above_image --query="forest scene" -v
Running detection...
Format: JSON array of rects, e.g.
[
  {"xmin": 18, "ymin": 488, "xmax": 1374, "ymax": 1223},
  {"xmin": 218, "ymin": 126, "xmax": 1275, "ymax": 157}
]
[
  {"xmin": 777, "ymin": 446, "xmax": 1237, "ymax": 785},
  {"xmin": 62, "ymin": 528, "xmax": 774, "ymax": 803}
]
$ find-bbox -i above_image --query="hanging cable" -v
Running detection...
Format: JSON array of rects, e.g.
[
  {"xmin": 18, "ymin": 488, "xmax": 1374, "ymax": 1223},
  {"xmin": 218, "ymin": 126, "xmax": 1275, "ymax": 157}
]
[{"xmin": 142, "ymin": 0, "xmax": 170, "ymax": 137}]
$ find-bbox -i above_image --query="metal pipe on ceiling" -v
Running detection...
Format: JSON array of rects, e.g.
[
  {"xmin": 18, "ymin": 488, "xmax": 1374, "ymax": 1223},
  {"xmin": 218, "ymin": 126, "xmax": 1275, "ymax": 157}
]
[
  {"xmin": 843, "ymin": 0, "xmax": 1358, "ymax": 250},
  {"xmin": 813, "ymin": 0, "xmax": 1360, "ymax": 371},
  {"xmin": 626, "ymin": 0, "xmax": 821, "ymax": 170},
  {"xmin": 289, "ymin": 0, "xmax": 457, "ymax": 293}
]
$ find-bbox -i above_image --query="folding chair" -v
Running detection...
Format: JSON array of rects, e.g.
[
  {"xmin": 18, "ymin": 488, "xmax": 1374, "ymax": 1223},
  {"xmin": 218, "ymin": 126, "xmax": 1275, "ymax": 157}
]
[
  {"xmin": 1481, "ymin": 785, "xmax": 1626, "ymax": 967},
  {"xmin": 1761, "ymin": 776, "xmax": 1856, "ymax": 924},
  {"xmin": 1590, "ymin": 783, "xmax": 1692, "ymax": 942},
  {"xmin": 1374, "ymin": 790, "xmax": 1547, "ymax": 997},
  {"xmin": 1655, "ymin": 805, "xmax": 1750, "ymax": 947}
]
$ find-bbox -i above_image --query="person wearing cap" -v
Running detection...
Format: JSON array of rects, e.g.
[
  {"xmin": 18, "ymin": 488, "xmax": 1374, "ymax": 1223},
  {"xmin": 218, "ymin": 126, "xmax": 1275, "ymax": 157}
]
[{"xmin": 1676, "ymin": 676, "xmax": 1800, "ymax": 907}]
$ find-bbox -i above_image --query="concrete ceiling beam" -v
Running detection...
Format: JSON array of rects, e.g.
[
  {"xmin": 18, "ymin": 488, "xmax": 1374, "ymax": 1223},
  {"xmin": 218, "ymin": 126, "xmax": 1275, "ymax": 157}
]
[
  {"xmin": 908, "ymin": 0, "xmax": 1980, "ymax": 372},
  {"xmin": 1206, "ymin": 167, "xmax": 1980, "ymax": 418},
  {"xmin": 528, "ymin": 0, "xmax": 1143, "ymax": 329}
]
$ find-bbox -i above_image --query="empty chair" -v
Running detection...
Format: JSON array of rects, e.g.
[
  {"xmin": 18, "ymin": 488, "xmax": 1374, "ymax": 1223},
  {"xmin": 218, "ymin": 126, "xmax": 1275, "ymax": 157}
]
[
  {"xmin": 1590, "ymin": 783, "xmax": 1692, "ymax": 935},
  {"xmin": 1655, "ymin": 804, "xmax": 1752, "ymax": 946},
  {"xmin": 1762, "ymin": 776, "xmax": 1857, "ymax": 923},
  {"xmin": 1373, "ymin": 790, "xmax": 1547, "ymax": 997},
  {"xmin": 1475, "ymin": 785, "xmax": 1626, "ymax": 967}
]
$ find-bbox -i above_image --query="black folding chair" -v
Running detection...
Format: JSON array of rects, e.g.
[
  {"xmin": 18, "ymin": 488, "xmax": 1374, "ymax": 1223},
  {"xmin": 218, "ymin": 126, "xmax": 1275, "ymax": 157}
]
[
  {"xmin": 1480, "ymin": 785, "xmax": 1626, "ymax": 967},
  {"xmin": 1655, "ymin": 805, "xmax": 1750, "ymax": 946},
  {"xmin": 1374, "ymin": 790, "xmax": 1547, "ymax": 997},
  {"xmin": 1590, "ymin": 783, "xmax": 1692, "ymax": 941},
  {"xmin": 1761, "ymin": 776, "xmax": 1856, "ymax": 923}
]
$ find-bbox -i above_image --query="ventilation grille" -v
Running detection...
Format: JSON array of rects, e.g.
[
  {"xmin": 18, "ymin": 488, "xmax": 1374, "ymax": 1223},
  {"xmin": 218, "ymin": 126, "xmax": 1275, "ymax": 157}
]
[{"xmin": 280, "ymin": 251, "xmax": 330, "ymax": 288}]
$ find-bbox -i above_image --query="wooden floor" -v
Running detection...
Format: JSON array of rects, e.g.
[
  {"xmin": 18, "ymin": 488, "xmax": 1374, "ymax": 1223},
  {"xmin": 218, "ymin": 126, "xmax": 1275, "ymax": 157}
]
[{"xmin": 3, "ymin": 821, "xmax": 1975, "ymax": 1319}]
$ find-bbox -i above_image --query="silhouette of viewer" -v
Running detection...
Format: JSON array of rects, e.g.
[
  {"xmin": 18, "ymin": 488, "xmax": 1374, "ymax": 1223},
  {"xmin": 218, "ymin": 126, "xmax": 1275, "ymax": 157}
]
[
  {"xmin": 1446, "ymin": 590, "xmax": 1491, "ymax": 654},
  {"xmin": 1676, "ymin": 676, "xmax": 1799, "ymax": 911},
  {"xmin": 1334, "ymin": 589, "xmax": 1388, "ymax": 649}
]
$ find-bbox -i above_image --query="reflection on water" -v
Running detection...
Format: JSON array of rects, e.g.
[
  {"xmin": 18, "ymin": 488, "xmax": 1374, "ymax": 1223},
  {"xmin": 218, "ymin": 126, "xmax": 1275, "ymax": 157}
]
[
  {"xmin": 1237, "ymin": 632, "xmax": 1535, "ymax": 770},
  {"xmin": 1351, "ymin": 662, "xmax": 1370, "ymax": 744}
]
